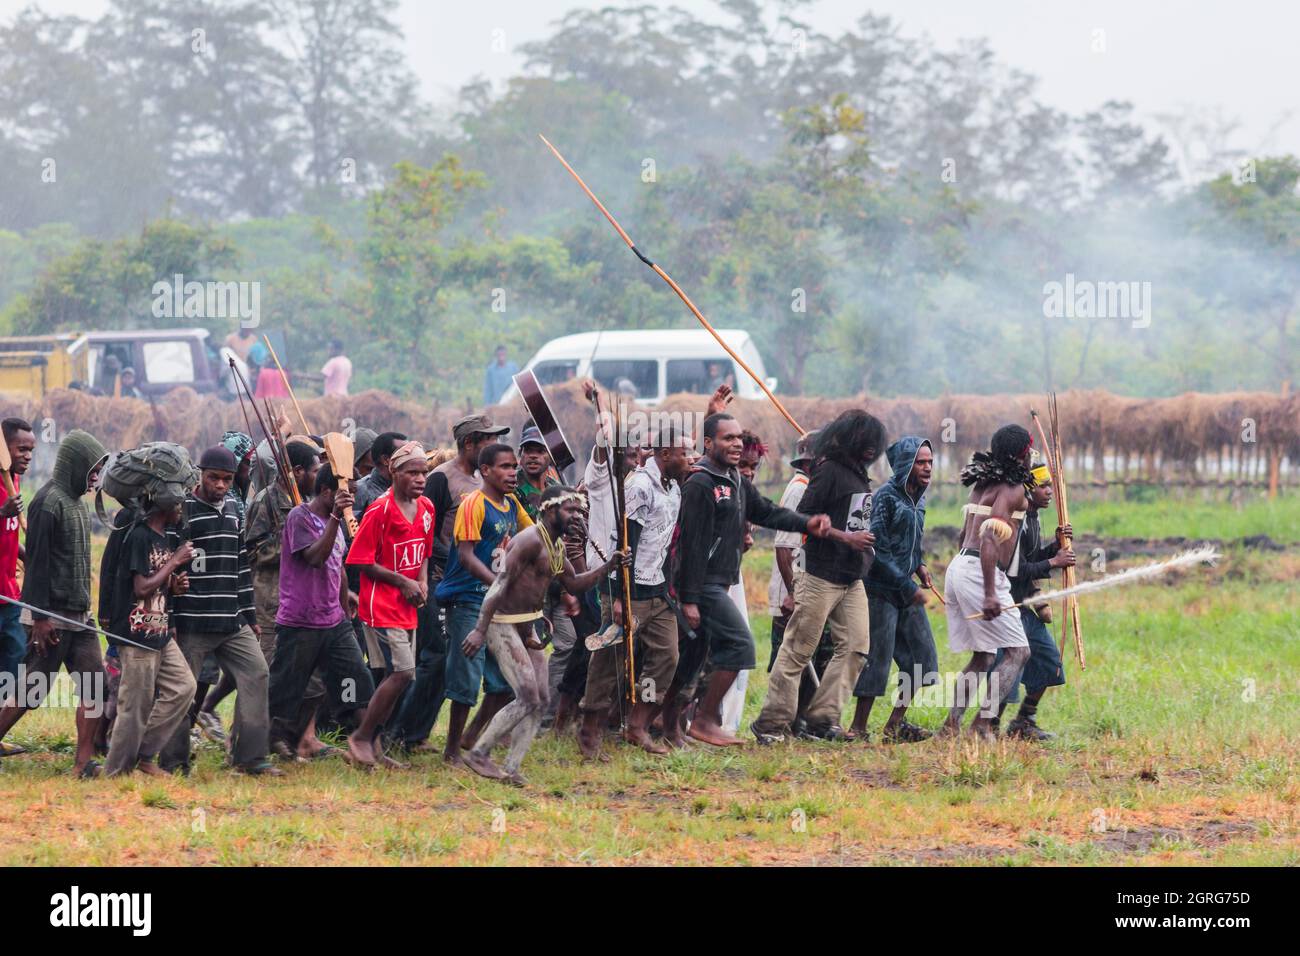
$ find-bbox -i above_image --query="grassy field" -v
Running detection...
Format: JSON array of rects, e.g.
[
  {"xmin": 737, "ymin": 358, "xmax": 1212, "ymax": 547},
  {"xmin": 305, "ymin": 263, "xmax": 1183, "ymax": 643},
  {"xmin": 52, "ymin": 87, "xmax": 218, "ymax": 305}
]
[
  {"xmin": 922, "ymin": 486, "xmax": 1300, "ymax": 544},
  {"xmin": 1, "ymin": 503, "xmax": 1297, "ymax": 866}
]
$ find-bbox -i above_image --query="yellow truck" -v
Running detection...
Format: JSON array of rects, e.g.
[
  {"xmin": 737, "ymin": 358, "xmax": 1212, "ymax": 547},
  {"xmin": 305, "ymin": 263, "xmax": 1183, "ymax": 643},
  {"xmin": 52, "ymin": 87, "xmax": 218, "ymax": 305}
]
[{"xmin": 0, "ymin": 329, "xmax": 221, "ymax": 399}]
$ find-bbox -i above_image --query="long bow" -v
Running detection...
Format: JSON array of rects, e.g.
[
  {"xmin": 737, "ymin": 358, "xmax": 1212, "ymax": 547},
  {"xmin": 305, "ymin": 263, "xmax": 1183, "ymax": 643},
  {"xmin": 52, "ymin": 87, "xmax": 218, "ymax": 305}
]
[{"xmin": 539, "ymin": 134, "xmax": 805, "ymax": 436}]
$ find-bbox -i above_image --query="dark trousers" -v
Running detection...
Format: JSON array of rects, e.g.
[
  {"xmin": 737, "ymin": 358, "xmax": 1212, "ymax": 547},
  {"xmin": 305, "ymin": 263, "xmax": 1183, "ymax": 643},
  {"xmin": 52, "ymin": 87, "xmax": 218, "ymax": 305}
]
[
  {"xmin": 160, "ymin": 625, "xmax": 268, "ymax": 772},
  {"xmin": 854, "ymin": 594, "xmax": 939, "ymax": 700},
  {"xmin": 993, "ymin": 608, "xmax": 1066, "ymax": 704},
  {"xmin": 390, "ymin": 600, "xmax": 447, "ymax": 746},
  {"xmin": 557, "ymin": 587, "xmax": 601, "ymax": 698},
  {"xmin": 0, "ymin": 604, "xmax": 26, "ymax": 688},
  {"xmin": 268, "ymin": 620, "xmax": 375, "ymax": 748}
]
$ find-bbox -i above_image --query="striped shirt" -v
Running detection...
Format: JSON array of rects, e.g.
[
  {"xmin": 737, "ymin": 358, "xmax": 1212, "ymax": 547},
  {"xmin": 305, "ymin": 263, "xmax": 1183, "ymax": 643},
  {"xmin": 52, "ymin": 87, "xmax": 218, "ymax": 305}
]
[{"xmin": 172, "ymin": 492, "xmax": 256, "ymax": 633}]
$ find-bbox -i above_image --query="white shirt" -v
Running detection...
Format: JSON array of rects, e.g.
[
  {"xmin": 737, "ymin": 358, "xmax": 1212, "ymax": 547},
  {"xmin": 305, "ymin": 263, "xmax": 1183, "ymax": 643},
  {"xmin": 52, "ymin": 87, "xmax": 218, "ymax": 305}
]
[
  {"xmin": 767, "ymin": 472, "xmax": 809, "ymax": 616},
  {"xmin": 583, "ymin": 446, "xmax": 619, "ymax": 570},
  {"xmin": 623, "ymin": 456, "xmax": 681, "ymax": 588},
  {"xmin": 321, "ymin": 355, "xmax": 353, "ymax": 397}
]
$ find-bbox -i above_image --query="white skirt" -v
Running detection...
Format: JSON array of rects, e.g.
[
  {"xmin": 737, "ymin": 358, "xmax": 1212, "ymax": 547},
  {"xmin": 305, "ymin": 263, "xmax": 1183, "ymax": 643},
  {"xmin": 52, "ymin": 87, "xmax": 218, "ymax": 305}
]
[{"xmin": 944, "ymin": 553, "xmax": 1028, "ymax": 652}]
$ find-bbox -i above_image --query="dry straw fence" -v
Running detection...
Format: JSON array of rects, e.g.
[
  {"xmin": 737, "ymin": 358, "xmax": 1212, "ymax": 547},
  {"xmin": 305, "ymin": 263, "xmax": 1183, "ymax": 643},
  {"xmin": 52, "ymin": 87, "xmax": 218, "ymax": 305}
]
[{"xmin": 2, "ymin": 384, "xmax": 1295, "ymax": 492}]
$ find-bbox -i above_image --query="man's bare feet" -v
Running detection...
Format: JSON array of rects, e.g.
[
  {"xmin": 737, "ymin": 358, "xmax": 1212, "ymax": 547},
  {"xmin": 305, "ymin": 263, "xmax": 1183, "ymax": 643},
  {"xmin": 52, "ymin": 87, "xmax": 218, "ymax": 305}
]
[
  {"xmin": 686, "ymin": 721, "xmax": 745, "ymax": 747},
  {"xmin": 137, "ymin": 760, "xmax": 168, "ymax": 777},
  {"xmin": 624, "ymin": 727, "xmax": 669, "ymax": 755},
  {"xmin": 464, "ymin": 750, "xmax": 507, "ymax": 780},
  {"xmin": 577, "ymin": 728, "xmax": 604, "ymax": 761},
  {"xmin": 347, "ymin": 736, "xmax": 378, "ymax": 768},
  {"xmin": 937, "ymin": 721, "xmax": 960, "ymax": 739},
  {"xmin": 663, "ymin": 726, "xmax": 689, "ymax": 749}
]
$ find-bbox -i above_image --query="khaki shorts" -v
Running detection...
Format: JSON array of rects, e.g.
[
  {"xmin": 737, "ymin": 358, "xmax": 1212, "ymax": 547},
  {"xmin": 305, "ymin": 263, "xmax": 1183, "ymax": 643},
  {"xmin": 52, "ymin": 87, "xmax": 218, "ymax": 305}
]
[{"xmin": 364, "ymin": 625, "xmax": 417, "ymax": 674}]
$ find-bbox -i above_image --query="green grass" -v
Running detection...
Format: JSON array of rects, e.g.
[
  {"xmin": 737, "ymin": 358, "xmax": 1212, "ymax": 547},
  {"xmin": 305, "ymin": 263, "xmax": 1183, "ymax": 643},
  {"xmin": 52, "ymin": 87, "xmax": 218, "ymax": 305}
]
[
  {"xmin": 2, "ymin": 498, "xmax": 1297, "ymax": 866},
  {"xmin": 922, "ymin": 486, "xmax": 1300, "ymax": 543}
]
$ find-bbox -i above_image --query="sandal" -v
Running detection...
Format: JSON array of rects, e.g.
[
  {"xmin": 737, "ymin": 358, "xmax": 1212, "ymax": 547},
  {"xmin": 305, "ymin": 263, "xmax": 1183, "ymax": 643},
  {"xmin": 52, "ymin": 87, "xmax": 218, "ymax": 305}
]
[
  {"xmin": 0, "ymin": 741, "xmax": 27, "ymax": 758},
  {"xmin": 77, "ymin": 760, "xmax": 102, "ymax": 779},
  {"xmin": 882, "ymin": 721, "xmax": 933, "ymax": 744}
]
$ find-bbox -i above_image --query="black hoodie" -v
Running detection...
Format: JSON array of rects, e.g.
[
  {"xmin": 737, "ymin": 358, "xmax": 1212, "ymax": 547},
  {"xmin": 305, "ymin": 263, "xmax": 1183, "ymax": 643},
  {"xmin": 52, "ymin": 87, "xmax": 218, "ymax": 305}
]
[
  {"xmin": 21, "ymin": 429, "xmax": 108, "ymax": 619},
  {"xmin": 676, "ymin": 456, "xmax": 809, "ymax": 604}
]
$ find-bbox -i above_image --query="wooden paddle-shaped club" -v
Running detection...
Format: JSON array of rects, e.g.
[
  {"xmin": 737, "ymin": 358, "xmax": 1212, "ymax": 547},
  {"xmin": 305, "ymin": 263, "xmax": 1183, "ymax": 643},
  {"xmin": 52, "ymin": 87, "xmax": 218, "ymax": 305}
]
[
  {"xmin": 0, "ymin": 438, "xmax": 25, "ymax": 533},
  {"xmin": 322, "ymin": 432, "xmax": 360, "ymax": 536}
]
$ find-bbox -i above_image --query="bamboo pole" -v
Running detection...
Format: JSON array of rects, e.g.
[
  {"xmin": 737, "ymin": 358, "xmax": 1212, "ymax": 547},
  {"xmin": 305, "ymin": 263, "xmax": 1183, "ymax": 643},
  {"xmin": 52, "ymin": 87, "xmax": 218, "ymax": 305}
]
[
  {"xmin": 1049, "ymin": 393, "xmax": 1085, "ymax": 669},
  {"xmin": 262, "ymin": 335, "xmax": 312, "ymax": 435}
]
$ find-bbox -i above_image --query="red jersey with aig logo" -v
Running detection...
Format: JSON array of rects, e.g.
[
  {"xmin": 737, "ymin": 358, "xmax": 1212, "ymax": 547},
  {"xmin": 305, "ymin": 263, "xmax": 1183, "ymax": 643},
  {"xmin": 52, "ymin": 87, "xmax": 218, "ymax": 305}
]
[
  {"xmin": 345, "ymin": 489, "xmax": 435, "ymax": 629},
  {"xmin": 0, "ymin": 477, "xmax": 21, "ymax": 600}
]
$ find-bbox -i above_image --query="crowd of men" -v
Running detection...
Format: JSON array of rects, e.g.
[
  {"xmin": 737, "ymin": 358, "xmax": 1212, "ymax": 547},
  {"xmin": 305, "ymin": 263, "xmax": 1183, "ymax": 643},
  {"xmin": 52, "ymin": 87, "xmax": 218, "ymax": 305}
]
[{"xmin": 0, "ymin": 381, "xmax": 1075, "ymax": 784}]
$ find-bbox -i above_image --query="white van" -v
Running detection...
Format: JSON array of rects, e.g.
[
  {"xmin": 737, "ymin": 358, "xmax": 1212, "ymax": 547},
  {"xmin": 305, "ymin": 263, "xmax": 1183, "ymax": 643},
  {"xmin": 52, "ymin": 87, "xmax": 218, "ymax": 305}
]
[{"xmin": 499, "ymin": 329, "xmax": 777, "ymax": 406}]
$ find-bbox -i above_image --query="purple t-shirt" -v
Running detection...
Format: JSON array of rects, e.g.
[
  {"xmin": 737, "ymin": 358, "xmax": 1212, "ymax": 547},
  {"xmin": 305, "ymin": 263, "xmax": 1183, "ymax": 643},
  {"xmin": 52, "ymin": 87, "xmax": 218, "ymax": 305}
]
[{"xmin": 276, "ymin": 504, "xmax": 345, "ymax": 629}]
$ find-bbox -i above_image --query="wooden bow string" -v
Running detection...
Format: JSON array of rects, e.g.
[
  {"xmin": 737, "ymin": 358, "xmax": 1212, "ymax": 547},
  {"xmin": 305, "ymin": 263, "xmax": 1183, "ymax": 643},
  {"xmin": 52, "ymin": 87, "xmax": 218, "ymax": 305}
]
[{"xmin": 1030, "ymin": 395, "xmax": 1084, "ymax": 669}]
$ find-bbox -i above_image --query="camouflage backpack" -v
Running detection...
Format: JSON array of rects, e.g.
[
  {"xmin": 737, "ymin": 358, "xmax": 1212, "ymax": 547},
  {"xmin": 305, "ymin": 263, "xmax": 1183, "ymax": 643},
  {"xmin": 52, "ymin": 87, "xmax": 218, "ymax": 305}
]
[{"xmin": 96, "ymin": 441, "xmax": 198, "ymax": 519}]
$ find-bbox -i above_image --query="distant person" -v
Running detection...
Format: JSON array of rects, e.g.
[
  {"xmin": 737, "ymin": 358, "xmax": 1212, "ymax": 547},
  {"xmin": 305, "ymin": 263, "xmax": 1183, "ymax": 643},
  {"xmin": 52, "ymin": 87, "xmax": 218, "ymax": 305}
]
[
  {"xmin": 119, "ymin": 368, "xmax": 143, "ymax": 399},
  {"xmin": 321, "ymin": 339, "xmax": 353, "ymax": 398},
  {"xmin": 705, "ymin": 362, "xmax": 733, "ymax": 393},
  {"xmin": 483, "ymin": 345, "xmax": 519, "ymax": 407},
  {"xmin": 96, "ymin": 354, "xmax": 122, "ymax": 397},
  {"xmin": 254, "ymin": 351, "xmax": 290, "ymax": 399},
  {"xmin": 225, "ymin": 327, "xmax": 257, "ymax": 364}
]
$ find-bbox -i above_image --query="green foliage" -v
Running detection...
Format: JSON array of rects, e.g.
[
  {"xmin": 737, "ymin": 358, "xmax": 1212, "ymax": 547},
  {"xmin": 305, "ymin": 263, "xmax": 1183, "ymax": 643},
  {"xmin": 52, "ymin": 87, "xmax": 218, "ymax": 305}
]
[
  {"xmin": 0, "ymin": 1, "xmax": 1295, "ymax": 397},
  {"xmin": 4, "ymin": 219, "xmax": 236, "ymax": 335}
]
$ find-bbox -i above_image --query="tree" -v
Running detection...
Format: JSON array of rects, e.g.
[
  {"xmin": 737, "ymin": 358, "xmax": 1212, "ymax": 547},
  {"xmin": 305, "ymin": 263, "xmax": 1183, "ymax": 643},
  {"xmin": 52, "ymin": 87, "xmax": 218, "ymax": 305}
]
[
  {"xmin": 0, "ymin": 7, "xmax": 174, "ymax": 235},
  {"xmin": 267, "ymin": 0, "xmax": 422, "ymax": 192},
  {"xmin": 96, "ymin": 0, "xmax": 303, "ymax": 219},
  {"xmin": 1197, "ymin": 156, "xmax": 1300, "ymax": 389}
]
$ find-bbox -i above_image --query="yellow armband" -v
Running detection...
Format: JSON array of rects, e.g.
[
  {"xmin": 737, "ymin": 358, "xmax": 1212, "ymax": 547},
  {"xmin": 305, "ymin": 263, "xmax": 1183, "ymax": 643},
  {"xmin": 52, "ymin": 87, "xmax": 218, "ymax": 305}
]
[{"xmin": 979, "ymin": 517, "xmax": 1014, "ymax": 544}]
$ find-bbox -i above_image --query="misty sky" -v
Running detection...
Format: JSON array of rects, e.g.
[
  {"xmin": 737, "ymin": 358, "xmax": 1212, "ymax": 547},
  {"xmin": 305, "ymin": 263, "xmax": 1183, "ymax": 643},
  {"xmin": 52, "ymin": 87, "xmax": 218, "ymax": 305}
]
[{"xmin": 27, "ymin": 0, "xmax": 1298, "ymax": 162}]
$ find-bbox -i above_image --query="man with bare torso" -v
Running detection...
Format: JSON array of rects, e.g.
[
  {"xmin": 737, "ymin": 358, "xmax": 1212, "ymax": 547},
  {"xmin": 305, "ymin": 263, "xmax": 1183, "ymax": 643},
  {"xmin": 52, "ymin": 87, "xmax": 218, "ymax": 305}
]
[
  {"xmin": 461, "ymin": 485, "xmax": 628, "ymax": 786},
  {"xmin": 941, "ymin": 424, "xmax": 1036, "ymax": 741}
]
